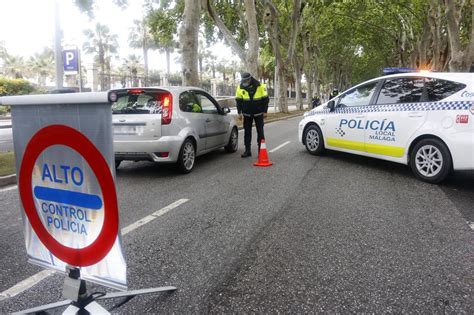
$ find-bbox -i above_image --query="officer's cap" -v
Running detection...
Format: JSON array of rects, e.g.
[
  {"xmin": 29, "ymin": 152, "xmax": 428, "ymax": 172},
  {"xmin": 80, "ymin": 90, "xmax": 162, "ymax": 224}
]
[{"xmin": 241, "ymin": 72, "xmax": 252, "ymax": 81}]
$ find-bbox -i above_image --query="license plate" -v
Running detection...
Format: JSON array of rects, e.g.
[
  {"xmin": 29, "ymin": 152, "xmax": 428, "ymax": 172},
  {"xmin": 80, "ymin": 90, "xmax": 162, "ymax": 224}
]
[{"xmin": 114, "ymin": 125, "xmax": 137, "ymax": 135}]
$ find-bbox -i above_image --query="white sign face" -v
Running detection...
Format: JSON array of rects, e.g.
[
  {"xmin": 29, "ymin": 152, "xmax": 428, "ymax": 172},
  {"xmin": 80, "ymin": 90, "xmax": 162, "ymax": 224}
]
[
  {"xmin": 10, "ymin": 99, "xmax": 127, "ymax": 291},
  {"xmin": 33, "ymin": 147, "xmax": 104, "ymax": 248}
]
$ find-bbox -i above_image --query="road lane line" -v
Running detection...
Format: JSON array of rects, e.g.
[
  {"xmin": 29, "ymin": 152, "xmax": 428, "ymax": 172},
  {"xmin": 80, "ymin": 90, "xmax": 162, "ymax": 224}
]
[
  {"xmin": 0, "ymin": 185, "xmax": 17, "ymax": 193},
  {"xmin": 121, "ymin": 198, "xmax": 189, "ymax": 235},
  {"xmin": 269, "ymin": 141, "xmax": 291, "ymax": 153},
  {"xmin": 0, "ymin": 198, "xmax": 189, "ymax": 301},
  {"xmin": 0, "ymin": 270, "xmax": 55, "ymax": 301}
]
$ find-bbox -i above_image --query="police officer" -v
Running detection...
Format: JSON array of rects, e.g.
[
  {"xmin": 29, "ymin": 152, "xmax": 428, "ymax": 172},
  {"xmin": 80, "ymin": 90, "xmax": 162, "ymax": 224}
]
[
  {"xmin": 329, "ymin": 88, "xmax": 339, "ymax": 99},
  {"xmin": 311, "ymin": 95, "xmax": 321, "ymax": 108},
  {"xmin": 236, "ymin": 72, "xmax": 269, "ymax": 158}
]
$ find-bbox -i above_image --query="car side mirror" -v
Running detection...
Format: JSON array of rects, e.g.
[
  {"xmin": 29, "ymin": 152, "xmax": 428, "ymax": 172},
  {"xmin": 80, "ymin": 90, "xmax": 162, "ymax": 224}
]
[
  {"xmin": 328, "ymin": 100, "xmax": 335, "ymax": 112},
  {"xmin": 223, "ymin": 107, "xmax": 231, "ymax": 114}
]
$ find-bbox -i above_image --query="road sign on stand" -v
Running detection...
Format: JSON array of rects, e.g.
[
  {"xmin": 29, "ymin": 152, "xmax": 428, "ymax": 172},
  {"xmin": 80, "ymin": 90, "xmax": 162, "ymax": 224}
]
[
  {"xmin": 1, "ymin": 93, "xmax": 176, "ymax": 314},
  {"xmin": 1, "ymin": 93, "xmax": 127, "ymax": 289}
]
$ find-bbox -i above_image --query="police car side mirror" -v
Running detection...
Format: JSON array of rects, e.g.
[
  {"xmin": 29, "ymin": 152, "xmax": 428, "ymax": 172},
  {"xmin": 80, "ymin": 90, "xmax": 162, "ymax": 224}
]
[
  {"xmin": 223, "ymin": 107, "xmax": 231, "ymax": 114},
  {"xmin": 328, "ymin": 100, "xmax": 335, "ymax": 112}
]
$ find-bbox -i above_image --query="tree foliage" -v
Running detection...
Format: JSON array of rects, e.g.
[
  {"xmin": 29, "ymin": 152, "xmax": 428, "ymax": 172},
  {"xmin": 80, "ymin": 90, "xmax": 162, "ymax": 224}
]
[{"xmin": 0, "ymin": 77, "xmax": 35, "ymax": 96}]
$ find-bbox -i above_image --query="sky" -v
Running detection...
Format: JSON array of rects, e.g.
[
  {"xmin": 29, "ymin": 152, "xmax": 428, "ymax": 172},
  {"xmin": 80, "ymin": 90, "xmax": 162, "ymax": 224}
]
[{"xmin": 0, "ymin": 0, "xmax": 236, "ymax": 75}]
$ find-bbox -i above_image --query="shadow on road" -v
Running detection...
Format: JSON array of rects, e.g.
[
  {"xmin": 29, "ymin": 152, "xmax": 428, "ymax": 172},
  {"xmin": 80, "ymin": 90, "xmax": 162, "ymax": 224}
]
[{"xmin": 115, "ymin": 148, "xmax": 233, "ymax": 179}]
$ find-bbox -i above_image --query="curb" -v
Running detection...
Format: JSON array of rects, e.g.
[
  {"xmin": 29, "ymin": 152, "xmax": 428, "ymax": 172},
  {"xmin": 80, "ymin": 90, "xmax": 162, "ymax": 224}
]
[{"xmin": 0, "ymin": 174, "xmax": 16, "ymax": 187}]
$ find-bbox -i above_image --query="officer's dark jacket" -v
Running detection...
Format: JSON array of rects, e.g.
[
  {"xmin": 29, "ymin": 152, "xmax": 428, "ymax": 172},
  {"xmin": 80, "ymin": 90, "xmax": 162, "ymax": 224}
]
[{"xmin": 235, "ymin": 78, "xmax": 269, "ymax": 116}]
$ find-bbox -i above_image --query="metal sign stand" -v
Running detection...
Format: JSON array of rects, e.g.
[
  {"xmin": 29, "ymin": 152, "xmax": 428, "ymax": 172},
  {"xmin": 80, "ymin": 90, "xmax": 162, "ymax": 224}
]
[{"xmin": 13, "ymin": 267, "xmax": 176, "ymax": 315}]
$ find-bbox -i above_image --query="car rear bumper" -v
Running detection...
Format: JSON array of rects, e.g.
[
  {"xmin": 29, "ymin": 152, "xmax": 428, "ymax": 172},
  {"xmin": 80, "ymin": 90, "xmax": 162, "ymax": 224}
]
[{"xmin": 114, "ymin": 136, "xmax": 183, "ymax": 163}]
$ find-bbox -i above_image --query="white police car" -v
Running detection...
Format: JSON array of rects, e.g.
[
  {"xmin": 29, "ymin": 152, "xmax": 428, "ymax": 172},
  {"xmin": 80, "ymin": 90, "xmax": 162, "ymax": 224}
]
[{"xmin": 298, "ymin": 72, "xmax": 474, "ymax": 183}]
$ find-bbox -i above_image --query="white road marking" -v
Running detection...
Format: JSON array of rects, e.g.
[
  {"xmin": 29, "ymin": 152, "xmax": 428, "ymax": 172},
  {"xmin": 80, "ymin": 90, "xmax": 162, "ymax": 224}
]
[
  {"xmin": 0, "ymin": 198, "xmax": 189, "ymax": 301},
  {"xmin": 0, "ymin": 185, "xmax": 17, "ymax": 193},
  {"xmin": 269, "ymin": 141, "xmax": 291, "ymax": 153},
  {"xmin": 0, "ymin": 270, "xmax": 55, "ymax": 301},
  {"xmin": 468, "ymin": 221, "xmax": 474, "ymax": 231},
  {"xmin": 121, "ymin": 198, "xmax": 189, "ymax": 235}
]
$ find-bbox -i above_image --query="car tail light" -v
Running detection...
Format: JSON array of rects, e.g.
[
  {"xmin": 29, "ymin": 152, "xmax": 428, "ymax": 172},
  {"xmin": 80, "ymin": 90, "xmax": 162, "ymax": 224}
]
[
  {"xmin": 155, "ymin": 152, "xmax": 169, "ymax": 158},
  {"xmin": 128, "ymin": 89, "xmax": 145, "ymax": 94},
  {"xmin": 161, "ymin": 93, "xmax": 172, "ymax": 125}
]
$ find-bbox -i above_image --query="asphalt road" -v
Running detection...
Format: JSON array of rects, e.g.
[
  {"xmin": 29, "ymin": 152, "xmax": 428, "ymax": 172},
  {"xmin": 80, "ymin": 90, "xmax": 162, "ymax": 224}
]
[
  {"xmin": 0, "ymin": 116, "xmax": 472, "ymax": 313},
  {"xmin": 0, "ymin": 127, "xmax": 13, "ymax": 152}
]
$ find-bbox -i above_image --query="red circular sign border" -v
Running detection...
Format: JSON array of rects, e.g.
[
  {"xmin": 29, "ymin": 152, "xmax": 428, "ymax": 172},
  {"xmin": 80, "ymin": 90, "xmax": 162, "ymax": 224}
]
[{"xmin": 19, "ymin": 124, "xmax": 118, "ymax": 267}]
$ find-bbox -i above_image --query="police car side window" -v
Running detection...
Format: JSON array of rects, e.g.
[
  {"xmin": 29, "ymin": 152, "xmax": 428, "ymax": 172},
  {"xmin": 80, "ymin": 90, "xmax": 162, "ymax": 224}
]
[
  {"xmin": 338, "ymin": 82, "xmax": 377, "ymax": 107},
  {"xmin": 425, "ymin": 78, "xmax": 466, "ymax": 102},
  {"xmin": 376, "ymin": 78, "xmax": 424, "ymax": 104}
]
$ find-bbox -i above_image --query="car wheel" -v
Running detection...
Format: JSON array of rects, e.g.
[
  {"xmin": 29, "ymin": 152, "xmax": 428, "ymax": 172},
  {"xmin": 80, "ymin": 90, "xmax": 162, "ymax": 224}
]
[
  {"xmin": 115, "ymin": 160, "xmax": 122, "ymax": 169},
  {"xmin": 410, "ymin": 138, "xmax": 452, "ymax": 184},
  {"xmin": 177, "ymin": 138, "xmax": 196, "ymax": 174},
  {"xmin": 304, "ymin": 124, "xmax": 325, "ymax": 155},
  {"xmin": 225, "ymin": 127, "xmax": 238, "ymax": 153}
]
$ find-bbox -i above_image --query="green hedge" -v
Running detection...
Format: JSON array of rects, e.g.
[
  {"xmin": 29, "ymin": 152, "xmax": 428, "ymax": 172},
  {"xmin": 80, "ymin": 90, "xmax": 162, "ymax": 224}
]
[
  {"xmin": 0, "ymin": 77, "xmax": 36, "ymax": 114},
  {"xmin": 0, "ymin": 77, "xmax": 35, "ymax": 96}
]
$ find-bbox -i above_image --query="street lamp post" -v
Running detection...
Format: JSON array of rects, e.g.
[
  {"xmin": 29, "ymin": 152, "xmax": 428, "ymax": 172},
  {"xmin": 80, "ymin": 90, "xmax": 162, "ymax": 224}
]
[{"xmin": 54, "ymin": 0, "xmax": 63, "ymax": 89}]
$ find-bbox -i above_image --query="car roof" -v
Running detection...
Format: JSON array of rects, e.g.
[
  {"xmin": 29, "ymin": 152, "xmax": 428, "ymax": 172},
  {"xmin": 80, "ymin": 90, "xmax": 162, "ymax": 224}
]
[
  {"xmin": 110, "ymin": 86, "xmax": 209, "ymax": 95},
  {"xmin": 352, "ymin": 72, "xmax": 473, "ymax": 90}
]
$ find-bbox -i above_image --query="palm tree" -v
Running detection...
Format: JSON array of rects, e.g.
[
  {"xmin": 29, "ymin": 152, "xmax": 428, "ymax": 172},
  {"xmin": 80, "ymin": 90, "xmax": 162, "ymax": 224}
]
[
  {"xmin": 0, "ymin": 41, "xmax": 6, "ymax": 60},
  {"xmin": 129, "ymin": 19, "xmax": 156, "ymax": 86},
  {"xmin": 83, "ymin": 23, "xmax": 119, "ymax": 91},
  {"xmin": 122, "ymin": 54, "xmax": 144, "ymax": 87},
  {"xmin": 148, "ymin": 8, "xmax": 178, "ymax": 80},
  {"xmin": 28, "ymin": 48, "xmax": 55, "ymax": 86},
  {"xmin": 2, "ymin": 54, "xmax": 27, "ymax": 79}
]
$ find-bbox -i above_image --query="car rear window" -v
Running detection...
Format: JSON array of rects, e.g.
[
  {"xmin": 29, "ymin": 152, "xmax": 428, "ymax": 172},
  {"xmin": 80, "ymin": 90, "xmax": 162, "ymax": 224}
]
[
  {"xmin": 425, "ymin": 78, "xmax": 466, "ymax": 101},
  {"xmin": 376, "ymin": 78, "xmax": 424, "ymax": 104},
  {"xmin": 112, "ymin": 92, "xmax": 163, "ymax": 114}
]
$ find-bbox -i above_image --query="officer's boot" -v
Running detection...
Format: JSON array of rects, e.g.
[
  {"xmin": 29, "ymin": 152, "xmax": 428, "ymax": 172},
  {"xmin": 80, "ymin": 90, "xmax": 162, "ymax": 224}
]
[{"xmin": 241, "ymin": 147, "xmax": 252, "ymax": 158}]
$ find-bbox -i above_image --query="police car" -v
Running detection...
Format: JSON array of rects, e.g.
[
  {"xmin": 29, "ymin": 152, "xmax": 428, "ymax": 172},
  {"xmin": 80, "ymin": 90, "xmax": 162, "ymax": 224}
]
[{"xmin": 298, "ymin": 71, "xmax": 474, "ymax": 183}]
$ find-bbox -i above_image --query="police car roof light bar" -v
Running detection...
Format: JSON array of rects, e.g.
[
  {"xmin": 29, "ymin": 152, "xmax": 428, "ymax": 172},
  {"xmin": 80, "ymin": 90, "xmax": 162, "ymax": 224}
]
[{"xmin": 383, "ymin": 67, "xmax": 417, "ymax": 75}]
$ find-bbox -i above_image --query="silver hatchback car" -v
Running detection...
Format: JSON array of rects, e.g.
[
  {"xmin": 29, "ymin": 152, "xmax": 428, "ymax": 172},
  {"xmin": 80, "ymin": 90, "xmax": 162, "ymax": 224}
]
[{"xmin": 108, "ymin": 87, "xmax": 238, "ymax": 173}]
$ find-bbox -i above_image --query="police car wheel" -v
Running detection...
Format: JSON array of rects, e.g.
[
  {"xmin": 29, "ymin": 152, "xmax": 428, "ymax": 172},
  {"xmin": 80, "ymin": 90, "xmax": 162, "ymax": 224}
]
[
  {"xmin": 177, "ymin": 138, "xmax": 196, "ymax": 174},
  {"xmin": 304, "ymin": 125, "xmax": 325, "ymax": 155},
  {"xmin": 225, "ymin": 127, "xmax": 238, "ymax": 153},
  {"xmin": 410, "ymin": 138, "xmax": 452, "ymax": 184}
]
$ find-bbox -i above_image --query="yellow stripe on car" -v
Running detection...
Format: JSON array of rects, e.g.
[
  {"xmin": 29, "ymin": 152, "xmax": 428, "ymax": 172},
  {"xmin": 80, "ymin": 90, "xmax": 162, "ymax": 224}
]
[{"xmin": 327, "ymin": 138, "xmax": 404, "ymax": 157}]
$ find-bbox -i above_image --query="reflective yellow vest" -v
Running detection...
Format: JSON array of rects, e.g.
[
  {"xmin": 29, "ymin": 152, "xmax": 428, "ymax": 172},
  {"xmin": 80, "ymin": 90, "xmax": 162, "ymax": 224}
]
[{"xmin": 235, "ymin": 83, "xmax": 268, "ymax": 101}]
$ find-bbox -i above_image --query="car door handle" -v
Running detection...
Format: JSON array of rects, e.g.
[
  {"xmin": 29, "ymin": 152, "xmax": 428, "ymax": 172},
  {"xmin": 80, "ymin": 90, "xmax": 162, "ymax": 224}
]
[
  {"xmin": 408, "ymin": 112, "xmax": 423, "ymax": 118},
  {"xmin": 205, "ymin": 118, "xmax": 211, "ymax": 123}
]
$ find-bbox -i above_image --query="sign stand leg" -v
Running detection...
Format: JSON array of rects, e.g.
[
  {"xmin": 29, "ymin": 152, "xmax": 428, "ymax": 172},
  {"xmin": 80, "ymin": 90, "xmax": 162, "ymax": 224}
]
[{"xmin": 12, "ymin": 268, "xmax": 177, "ymax": 314}]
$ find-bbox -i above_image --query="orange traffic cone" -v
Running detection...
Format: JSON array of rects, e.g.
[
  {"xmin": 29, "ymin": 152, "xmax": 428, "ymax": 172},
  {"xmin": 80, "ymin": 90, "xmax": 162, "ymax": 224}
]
[{"xmin": 254, "ymin": 139, "xmax": 273, "ymax": 167}]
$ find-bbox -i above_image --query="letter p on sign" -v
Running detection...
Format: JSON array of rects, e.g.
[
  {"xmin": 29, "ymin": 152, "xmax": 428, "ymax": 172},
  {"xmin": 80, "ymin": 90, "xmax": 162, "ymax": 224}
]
[{"xmin": 63, "ymin": 49, "xmax": 78, "ymax": 73}]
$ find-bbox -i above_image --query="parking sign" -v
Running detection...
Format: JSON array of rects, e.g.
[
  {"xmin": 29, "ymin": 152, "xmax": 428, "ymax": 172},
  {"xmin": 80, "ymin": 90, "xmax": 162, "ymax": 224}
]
[{"xmin": 63, "ymin": 49, "xmax": 78, "ymax": 73}]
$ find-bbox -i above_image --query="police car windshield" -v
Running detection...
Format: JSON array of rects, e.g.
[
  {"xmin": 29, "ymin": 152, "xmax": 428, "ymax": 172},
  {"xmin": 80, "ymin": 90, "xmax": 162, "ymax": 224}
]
[{"xmin": 112, "ymin": 93, "xmax": 162, "ymax": 115}]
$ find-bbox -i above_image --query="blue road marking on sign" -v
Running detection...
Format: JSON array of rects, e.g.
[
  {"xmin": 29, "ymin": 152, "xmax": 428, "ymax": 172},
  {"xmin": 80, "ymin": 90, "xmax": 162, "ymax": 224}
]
[{"xmin": 34, "ymin": 186, "xmax": 102, "ymax": 210}]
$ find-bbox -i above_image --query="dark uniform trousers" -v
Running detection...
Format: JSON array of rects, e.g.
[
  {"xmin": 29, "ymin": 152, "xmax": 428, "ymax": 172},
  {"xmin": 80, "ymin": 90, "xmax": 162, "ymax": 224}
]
[{"xmin": 243, "ymin": 114, "xmax": 264, "ymax": 150}]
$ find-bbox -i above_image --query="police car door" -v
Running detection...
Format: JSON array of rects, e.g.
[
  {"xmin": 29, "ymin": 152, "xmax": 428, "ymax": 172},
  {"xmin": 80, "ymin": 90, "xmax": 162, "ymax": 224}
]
[
  {"xmin": 365, "ymin": 77, "xmax": 427, "ymax": 160},
  {"xmin": 325, "ymin": 81, "xmax": 379, "ymax": 154}
]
